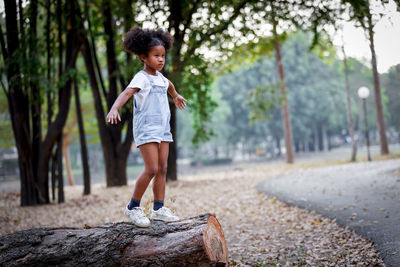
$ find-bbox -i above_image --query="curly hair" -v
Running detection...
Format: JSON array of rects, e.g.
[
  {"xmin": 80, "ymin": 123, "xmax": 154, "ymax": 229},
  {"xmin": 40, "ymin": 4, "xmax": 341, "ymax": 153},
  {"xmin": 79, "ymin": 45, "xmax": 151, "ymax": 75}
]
[{"xmin": 122, "ymin": 26, "xmax": 173, "ymax": 55}]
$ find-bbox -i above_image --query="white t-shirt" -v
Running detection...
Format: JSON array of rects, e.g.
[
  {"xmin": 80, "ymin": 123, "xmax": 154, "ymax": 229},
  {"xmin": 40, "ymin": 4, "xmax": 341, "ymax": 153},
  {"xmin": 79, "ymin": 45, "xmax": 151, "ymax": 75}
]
[{"xmin": 126, "ymin": 71, "xmax": 169, "ymax": 110}]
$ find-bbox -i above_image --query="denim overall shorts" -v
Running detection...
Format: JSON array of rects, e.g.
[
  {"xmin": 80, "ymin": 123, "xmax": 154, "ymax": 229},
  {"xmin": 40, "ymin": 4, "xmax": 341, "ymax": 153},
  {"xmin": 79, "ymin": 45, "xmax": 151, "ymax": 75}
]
[{"xmin": 133, "ymin": 70, "xmax": 173, "ymax": 147}]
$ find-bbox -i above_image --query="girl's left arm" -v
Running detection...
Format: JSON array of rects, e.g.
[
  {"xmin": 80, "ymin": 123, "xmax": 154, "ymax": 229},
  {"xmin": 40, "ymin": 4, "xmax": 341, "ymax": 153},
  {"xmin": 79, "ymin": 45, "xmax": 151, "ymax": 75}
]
[{"xmin": 168, "ymin": 80, "xmax": 187, "ymax": 110}]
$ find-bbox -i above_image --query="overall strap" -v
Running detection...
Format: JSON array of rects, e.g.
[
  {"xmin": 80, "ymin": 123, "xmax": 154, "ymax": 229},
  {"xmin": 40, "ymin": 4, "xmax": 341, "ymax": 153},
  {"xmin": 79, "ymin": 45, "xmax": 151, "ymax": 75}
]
[
  {"xmin": 141, "ymin": 70, "xmax": 168, "ymax": 88},
  {"xmin": 157, "ymin": 71, "xmax": 169, "ymax": 87},
  {"xmin": 140, "ymin": 70, "xmax": 155, "ymax": 87}
]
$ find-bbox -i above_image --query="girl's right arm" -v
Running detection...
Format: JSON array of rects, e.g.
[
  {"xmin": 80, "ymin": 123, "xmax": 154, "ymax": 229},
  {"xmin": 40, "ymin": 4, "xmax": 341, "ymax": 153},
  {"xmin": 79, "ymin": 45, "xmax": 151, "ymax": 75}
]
[{"xmin": 106, "ymin": 87, "xmax": 139, "ymax": 124}]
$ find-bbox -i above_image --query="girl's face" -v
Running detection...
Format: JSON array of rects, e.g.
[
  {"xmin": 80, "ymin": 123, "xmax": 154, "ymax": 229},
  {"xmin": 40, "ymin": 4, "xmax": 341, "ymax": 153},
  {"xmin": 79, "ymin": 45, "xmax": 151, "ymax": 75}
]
[{"xmin": 141, "ymin": 45, "xmax": 165, "ymax": 73}]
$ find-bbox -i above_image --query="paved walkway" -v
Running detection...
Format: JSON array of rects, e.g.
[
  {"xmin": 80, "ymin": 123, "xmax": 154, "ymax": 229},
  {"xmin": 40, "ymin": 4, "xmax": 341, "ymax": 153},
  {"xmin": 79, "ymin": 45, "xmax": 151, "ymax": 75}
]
[{"xmin": 258, "ymin": 159, "xmax": 400, "ymax": 267}]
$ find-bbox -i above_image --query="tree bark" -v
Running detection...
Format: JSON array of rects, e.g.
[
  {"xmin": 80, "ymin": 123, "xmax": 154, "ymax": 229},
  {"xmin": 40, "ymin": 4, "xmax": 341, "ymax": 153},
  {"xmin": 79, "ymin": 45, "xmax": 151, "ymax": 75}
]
[
  {"xmin": 57, "ymin": 0, "xmax": 63, "ymax": 78},
  {"xmin": 36, "ymin": 0, "xmax": 81, "ymax": 204},
  {"xmin": 4, "ymin": 0, "xmax": 37, "ymax": 206},
  {"xmin": 272, "ymin": 24, "xmax": 294, "ymax": 164},
  {"xmin": 56, "ymin": 135, "xmax": 64, "ymax": 203},
  {"xmin": 313, "ymin": 125, "xmax": 318, "ymax": 152},
  {"xmin": 317, "ymin": 124, "xmax": 324, "ymax": 151},
  {"xmin": 46, "ymin": 0, "xmax": 53, "ymax": 127},
  {"xmin": 102, "ymin": 0, "xmax": 118, "ymax": 107},
  {"xmin": 0, "ymin": 214, "xmax": 229, "ymax": 267},
  {"xmin": 103, "ymin": 0, "xmax": 132, "ymax": 186},
  {"xmin": 322, "ymin": 124, "xmax": 329, "ymax": 152},
  {"xmin": 367, "ymin": 14, "xmax": 389, "ymax": 155},
  {"xmin": 3, "ymin": 0, "xmax": 81, "ymax": 206},
  {"xmin": 275, "ymin": 135, "xmax": 281, "ymax": 156},
  {"xmin": 79, "ymin": 1, "xmax": 132, "ymax": 187},
  {"xmin": 51, "ymin": 152, "xmax": 56, "ymax": 201},
  {"xmin": 342, "ymin": 45, "xmax": 357, "ymax": 161},
  {"xmin": 80, "ymin": 35, "xmax": 131, "ymax": 187},
  {"xmin": 62, "ymin": 134, "xmax": 74, "ymax": 186},
  {"xmin": 28, "ymin": 0, "xmax": 42, "ymax": 202},
  {"xmin": 74, "ymin": 79, "xmax": 91, "ymax": 195},
  {"xmin": 167, "ymin": 102, "xmax": 178, "ymax": 181}
]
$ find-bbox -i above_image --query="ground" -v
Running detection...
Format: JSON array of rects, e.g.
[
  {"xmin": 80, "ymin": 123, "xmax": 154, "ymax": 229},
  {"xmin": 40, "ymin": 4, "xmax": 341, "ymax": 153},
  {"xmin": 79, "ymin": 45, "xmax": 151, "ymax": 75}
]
[
  {"xmin": 258, "ymin": 159, "xmax": 400, "ymax": 266},
  {"xmin": 0, "ymin": 159, "xmax": 386, "ymax": 266}
]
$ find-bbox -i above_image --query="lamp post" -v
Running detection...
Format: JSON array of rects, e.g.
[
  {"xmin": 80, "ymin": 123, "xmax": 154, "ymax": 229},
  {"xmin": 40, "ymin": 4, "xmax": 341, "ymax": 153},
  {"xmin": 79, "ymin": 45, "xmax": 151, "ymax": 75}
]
[{"xmin": 358, "ymin": 86, "xmax": 371, "ymax": 161}]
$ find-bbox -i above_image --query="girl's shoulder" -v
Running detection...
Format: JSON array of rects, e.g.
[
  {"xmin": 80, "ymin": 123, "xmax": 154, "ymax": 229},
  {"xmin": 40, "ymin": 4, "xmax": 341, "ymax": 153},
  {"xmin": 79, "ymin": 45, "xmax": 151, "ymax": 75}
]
[
  {"xmin": 132, "ymin": 71, "xmax": 150, "ymax": 83},
  {"xmin": 134, "ymin": 70, "xmax": 147, "ymax": 78},
  {"xmin": 127, "ymin": 71, "xmax": 150, "ymax": 91}
]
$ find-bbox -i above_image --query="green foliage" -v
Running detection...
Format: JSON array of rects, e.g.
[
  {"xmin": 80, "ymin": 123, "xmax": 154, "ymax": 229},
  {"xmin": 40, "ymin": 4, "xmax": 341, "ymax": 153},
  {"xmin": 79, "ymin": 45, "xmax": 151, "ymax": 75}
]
[
  {"xmin": 217, "ymin": 58, "xmax": 274, "ymax": 148},
  {"xmin": 217, "ymin": 31, "xmax": 352, "ymax": 150},
  {"xmin": 248, "ymin": 82, "xmax": 281, "ymax": 124},
  {"xmin": 283, "ymin": 32, "xmax": 347, "ymax": 142},
  {"xmin": 180, "ymin": 58, "xmax": 217, "ymax": 145},
  {"xmin": 139, "ymin": 0, "xmax": 276, "ymax": 145}
]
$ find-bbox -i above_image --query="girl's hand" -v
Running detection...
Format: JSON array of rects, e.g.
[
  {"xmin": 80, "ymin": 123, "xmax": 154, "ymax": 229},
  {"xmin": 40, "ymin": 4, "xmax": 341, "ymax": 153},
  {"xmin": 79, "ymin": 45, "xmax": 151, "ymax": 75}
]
[
  {"xmin": 106, "ymin": 108, "xmax": 121, "ymax": 124},
  {"xmin": 173, "ymin": 94, "xmax": 187, "ymax": 110}
]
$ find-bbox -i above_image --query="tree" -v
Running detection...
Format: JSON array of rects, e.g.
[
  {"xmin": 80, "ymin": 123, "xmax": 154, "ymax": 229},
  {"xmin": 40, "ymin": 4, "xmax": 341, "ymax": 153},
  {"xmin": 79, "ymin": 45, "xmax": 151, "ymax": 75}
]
[
  {"xmin": 137, "ymin": 0, "xmax": 261, "ymax": 180},
  {"xmin": 58, "ymin": 78, "xmax": 93, "ymax": 193},
  {"xmin": 78, "ymin": 0, "xmax": 139, "ymax": 187},
  {"xmin": 271, "ymin": 12, "xmax": 294, "ymax": 163},
  {"xmin": 238, "ymin": 32, "xmax": 346, "ymax": 153},
  {"xmin": 1, "ymin": 0, "xmax": 82, "ymax": 205},
  {"xmin": 74, "ymin": 79, "xmax": 91, "ymax": 195},
  {"xmin": 241, "ymin": 0, "xmax": 342, "ymax": 162},
  {"xmin": 343, "ymin": 0, "xmax": 390, "ymax": 155},
  {"xmin": 282, "ymin": 33, "xmax": 346, "ymax": 152},
  {"xmin": 218, "ymin": 64, "xmax": 272, "ymax": 157},
  {"xmin": 342, "ymin": 44, "xmax": 357, "ymax": 161}
]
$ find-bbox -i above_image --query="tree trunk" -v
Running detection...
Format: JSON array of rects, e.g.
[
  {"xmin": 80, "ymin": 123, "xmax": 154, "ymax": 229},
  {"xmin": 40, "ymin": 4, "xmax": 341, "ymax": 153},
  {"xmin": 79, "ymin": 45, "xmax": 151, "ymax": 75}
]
[
  {"xmin": 273, "ymin": 29, "xmax": 294, "ymax": 163},
  {"xmin": 0, "ymin": 214, "xmax": 229, "ymax": 267},
  {"xmin": 367, "ymin": 15, "xmax": 389, "ymax": 155},
  {"xmin": 322, "ymin": 124, "xmax": 329, "ymax": 152},
  {"xmin": 80, "ymin": 2, "xmax": 132, "ymax": 187},
  {"xmin": 167, "ymin": 102, "xmax": 178, "ymax": 181},
  {"xmin": 313, "ymin": 125, "xmax": 318, "ymax": 152},
  {"xmin": 46, "ymin": 0, "xmax": 52, "ymax": 126},
  {"xmin": 51, "ymin": 152, "xmax": 56, "ymax": 201},
  {"xmin": 74, "ymin": 79, "xmax": 91, "ymax": 195},
  {"xmin": 317, "ymin": 124, "xmax": 324, "ymax": 151},
  {"xmin": 4, "ymin": 0, "xmax": 38, "ymax": 206},
  {"xmin": 342, "ymin": 45, "xmax": 357, "ymax": 161},
  {"xmin": 80, "ymin": 35, "xmax": 131, "ymax": 187},
  {"xmin": 3, "ymin": 0, "xmax": 81, "ymax": 206},
  {"xmin": 56, "ymin": 135, "xmax": 64, "ymax": 203},
  {"xmin": 62, "ymin": 134, "xmax": 74, "ymax": 186},
  {"xmin": 28, "ymin": 0, "xmax": 42, "ymax": 205},
  {"xmin": 36, "ymin": 0, "xmax": 81, "ymax": 205},
  {"xmin": 102, "ymin": 0, "xmax": 118, "ymax": 107},
  {"xmin": 275, "ymin": 136, "xmax": 281, "ymax": 156}
]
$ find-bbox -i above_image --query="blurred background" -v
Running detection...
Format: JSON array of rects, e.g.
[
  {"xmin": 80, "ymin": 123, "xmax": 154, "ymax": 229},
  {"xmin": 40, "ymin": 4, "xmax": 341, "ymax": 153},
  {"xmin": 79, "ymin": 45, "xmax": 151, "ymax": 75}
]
[{"xmin": 0, "ymin": 0, "xmax": 399, "ymax": 205}]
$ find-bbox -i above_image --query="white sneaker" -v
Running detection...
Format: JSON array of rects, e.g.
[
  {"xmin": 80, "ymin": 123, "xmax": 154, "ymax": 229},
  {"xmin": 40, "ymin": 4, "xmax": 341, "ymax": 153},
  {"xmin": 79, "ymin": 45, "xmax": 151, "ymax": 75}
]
[
  {"xmin": 124, "ymin": 206, "xmax": 151, "ymax": 227},
  {"xmin": 150, "ymin": 206, "xmax": 180, "ymax": 222}
]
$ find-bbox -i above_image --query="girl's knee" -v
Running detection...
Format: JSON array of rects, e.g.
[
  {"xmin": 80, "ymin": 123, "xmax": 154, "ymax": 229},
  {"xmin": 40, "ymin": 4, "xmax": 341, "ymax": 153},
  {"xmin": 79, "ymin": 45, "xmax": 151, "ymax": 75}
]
[
  {"xmin": 145, "ymin": 165, "xmax": 159, "ymax": 178},
  {"xmin": 158, "ymin": 164, "xmax": 168, "ymax": 175}
]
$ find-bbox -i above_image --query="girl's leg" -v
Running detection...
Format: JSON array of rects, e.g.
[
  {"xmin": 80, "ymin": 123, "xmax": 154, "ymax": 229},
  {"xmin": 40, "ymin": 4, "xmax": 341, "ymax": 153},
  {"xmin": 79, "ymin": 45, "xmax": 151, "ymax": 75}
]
[
  {"xmin": 132, "ymin": 142, "xmax": 159, "ymax": 200},
  {"xmin": 150, "ymin": 142, "xmax": 179, "ymax": 221},
  {"xmin": 153, "ymin": 142, "xmax": 169, "ymax": 201}
]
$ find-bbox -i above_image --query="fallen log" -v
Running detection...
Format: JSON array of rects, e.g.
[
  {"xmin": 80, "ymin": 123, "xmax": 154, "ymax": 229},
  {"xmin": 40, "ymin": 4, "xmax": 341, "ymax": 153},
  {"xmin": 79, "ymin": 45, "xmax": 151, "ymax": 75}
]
[{"xmin": 0, "ymin": 213, "xmax": 228, "ymax": 266}]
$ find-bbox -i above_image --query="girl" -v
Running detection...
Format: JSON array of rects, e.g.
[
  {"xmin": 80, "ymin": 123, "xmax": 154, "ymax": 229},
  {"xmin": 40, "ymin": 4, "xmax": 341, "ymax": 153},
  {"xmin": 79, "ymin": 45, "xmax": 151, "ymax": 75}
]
[{"xmin": 106, "ymin": 27, "xmax": 186, "ymax": 227}]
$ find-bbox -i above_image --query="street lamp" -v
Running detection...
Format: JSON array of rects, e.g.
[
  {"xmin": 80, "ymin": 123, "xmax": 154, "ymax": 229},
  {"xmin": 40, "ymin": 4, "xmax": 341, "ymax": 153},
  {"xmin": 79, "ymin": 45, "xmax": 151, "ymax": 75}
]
[{"xmin": 357, "ymin": 86, "xmax": 371, "ymax": 161}]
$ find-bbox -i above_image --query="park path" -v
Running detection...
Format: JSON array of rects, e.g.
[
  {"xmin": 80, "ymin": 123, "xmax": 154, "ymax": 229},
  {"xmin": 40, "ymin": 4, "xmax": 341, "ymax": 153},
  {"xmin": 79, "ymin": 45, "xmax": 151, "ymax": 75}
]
[{"xmin": 258, "ymin": 158, "xmax": 400, "ymax": 267}]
